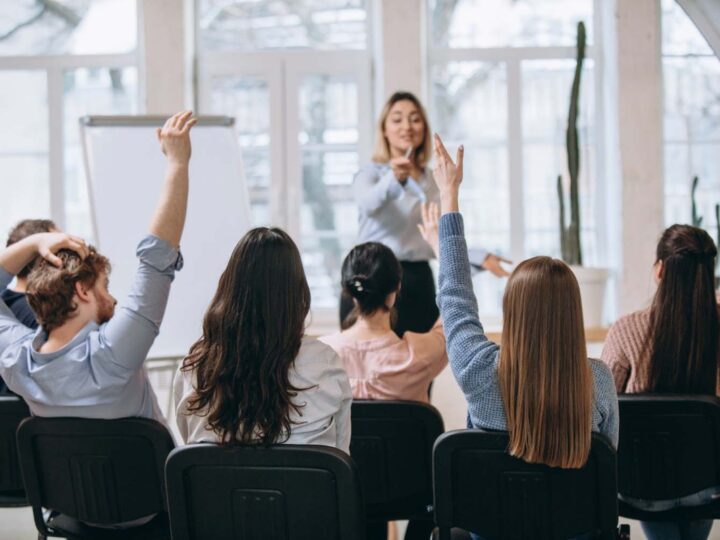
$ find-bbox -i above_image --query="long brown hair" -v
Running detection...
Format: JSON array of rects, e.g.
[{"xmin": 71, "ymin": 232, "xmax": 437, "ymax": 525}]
[
  {"xmin": 498, "ymin": 256, "xmax": 593, "ymax": 469},
  {"xmin": 372, "ymin": 91, "xmax": 432, "ymax": 168},
  {"xmin": 645, "ymin": 224, "xmax": 718, "ymax": 394},
  {"xmin": 182, "ymin": 228, "xmax": 311, "ymax": 445}
]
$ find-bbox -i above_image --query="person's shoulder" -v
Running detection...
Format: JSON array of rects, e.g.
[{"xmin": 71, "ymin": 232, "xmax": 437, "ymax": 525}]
[
  {"xmin": 1, "ymin": 288, "xmax": 21, "ymax": 303},
  {"xmin": 297, "ymin": 336, "xmax": 342, "ymax": 366},
  {"xmin": 607, "ymin": 308, "xmax": 650, "ymax": 342},
  {"xmin": 589, "ymin": 358, "xmax": 617, "ymax": 395},
  {"xmin": 355, "ymin": 161, "xmax": 389, "ymax": 177}
]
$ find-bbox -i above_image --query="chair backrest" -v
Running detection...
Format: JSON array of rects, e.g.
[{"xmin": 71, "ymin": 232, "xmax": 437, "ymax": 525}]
[
  {"xmin": 0, "ymin": 395, "xmax": 30, "ymax": 495},
  {"xmin": 433, "ymin": 430, "xmax": 618, "ymax": 540},
  {"xmin": 617, "ymin": 394, "xmax": 720, "ymax": 500},
  {"xmin": 350, "ymin": 400, "xmax": 444, "ymax": 520},
  {"xmin": 17, "ymin": 416, "xmax": 174, "ymax": 532},
  {"xmin": 165, "ymin": 443, "xmax": 365, "ymax": 540}
]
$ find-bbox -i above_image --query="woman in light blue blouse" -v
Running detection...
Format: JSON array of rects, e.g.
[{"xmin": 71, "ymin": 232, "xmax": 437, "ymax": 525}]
[{"xmin": 343, "ymin": 91, "xmax": 509, "ymax": 337}]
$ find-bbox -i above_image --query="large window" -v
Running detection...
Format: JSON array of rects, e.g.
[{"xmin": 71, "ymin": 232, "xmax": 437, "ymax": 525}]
[
  {"xmin": 662, "ymin": 0, "xmax": 720, "ymax": 242},
  {"xmin": 428, "ymin": 0, "xmax": 601, "ymax": 317},
  {"xmin": 0, "ymin": 0, "xmax": 138, "ymax": 240},
  {"xmin": 197, "ymin": 0, "xmax": 373, "ymax": 321}
]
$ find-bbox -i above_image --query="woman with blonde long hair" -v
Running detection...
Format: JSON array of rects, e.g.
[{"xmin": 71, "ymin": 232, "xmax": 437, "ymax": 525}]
[
  {"xmin": 433, "ymin": 133, "xmax": 618, "ymax": 538},
  {"xmin": 343, "ymin": 91, "xmax": 508, "ymax": 338}
]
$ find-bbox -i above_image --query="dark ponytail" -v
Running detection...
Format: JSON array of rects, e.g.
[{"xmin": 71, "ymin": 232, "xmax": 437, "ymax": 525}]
[
  {"xmin": 340, "ymin": 242, "xmax": 402, "ymax": 330},
  {"xmin": 646, "ymin": 224, "xmax": 719, "ymax": 394}
]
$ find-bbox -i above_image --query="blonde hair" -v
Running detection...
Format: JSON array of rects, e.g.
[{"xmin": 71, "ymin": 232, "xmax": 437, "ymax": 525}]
[
  {"xmin": 498, "ymin": 256, "xmax": 593, "ymax": 469},
  {"xmin": 372, "ymin": 91, "xmax": 432, "ymax": 168}
]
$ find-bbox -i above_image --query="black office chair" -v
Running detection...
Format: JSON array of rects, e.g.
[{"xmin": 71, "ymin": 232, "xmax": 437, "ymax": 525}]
[
  {"xmin": 0, "ymin": 395, "xmax": 30, "ymax": 507},
  {"xmin": 17, "ymin": 416, "xmax": 174, "ymax": 540},
  {"xmin": 617, "ymin": 394, "xmax": 720, "ymax": 521},
  {"xmin": 165, "ymin": 443, "xmax": 366, "ymax": 540},
  {"xmin": 350, "ymin": 400, "xmax": 444, "ymax": 538},
  {"xmin": 432, "ymin": 430, "xmax": 629, "ymax": 540}
]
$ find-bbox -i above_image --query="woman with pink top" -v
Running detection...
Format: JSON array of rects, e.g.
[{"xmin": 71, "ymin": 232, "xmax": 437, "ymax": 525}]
[
  {"xmin": 601, "ymin": 224, "xmax": 719, "ymax": 540},
  {"xmin": 321, "ymin": 204, "xmax": 447, "ymax": 404}
]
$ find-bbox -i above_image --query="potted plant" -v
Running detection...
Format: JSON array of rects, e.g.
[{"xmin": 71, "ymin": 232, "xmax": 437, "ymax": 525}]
[{"xmin": 557, "ymin": 21, "xmax": 609, "ymax": 328}]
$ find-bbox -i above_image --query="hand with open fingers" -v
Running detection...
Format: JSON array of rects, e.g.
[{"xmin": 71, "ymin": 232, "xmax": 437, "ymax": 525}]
[
  {"xmin": 156, "ymin": 110, "xmax": 198, "ymax": 165},
  {"xmin": 481, "ymin": 254, "xmax": 512, "ymax": 278},
  {"xmin": 389, "ymin": 156, "xmax": 412, "ymax": 182},
  {"xmin": 417, "ymin": 202, "xmax": 441, "ymax": 257},
  {"xmin": 36, "ymin": 232, "xmax": 89, "ymax": 268},
  {"xmin": 432, "ymin": 134, "xmax": 464, "ymax": 195}
]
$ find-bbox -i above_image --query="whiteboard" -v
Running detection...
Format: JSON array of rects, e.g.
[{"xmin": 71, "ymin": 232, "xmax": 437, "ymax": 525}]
[{"xmin": 81, "ymin": 116, "xmax": 251, "ymax": 358}]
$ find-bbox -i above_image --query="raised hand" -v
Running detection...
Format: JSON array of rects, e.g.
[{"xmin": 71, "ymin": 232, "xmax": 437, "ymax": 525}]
[
  {"xmin": 36, "ymin": 233, "xmax": 88, "ymax": 268},
  {"xmin": 433, "ymin": 134, "xmax": 464, "ymax": 214},
  {"xmin": 432, "ymin": 134, "xmax": 463, "ymax": 195},
  {"xmin": 417, "ymin": 202, "xmax": 440, "ymax": 257},
  {"xmin": 156, "ymin": 110, "xmax": 197, "ymax": 165},
  {"xmin": 389, "ymin": 156, "xmax": 413, "ymax": 183}
]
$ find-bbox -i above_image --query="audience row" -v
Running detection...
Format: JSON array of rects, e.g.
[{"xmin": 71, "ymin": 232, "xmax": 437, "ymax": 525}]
[{"xmin": 0, "ymin": 110, "xmax": 718, "ymax": 540}]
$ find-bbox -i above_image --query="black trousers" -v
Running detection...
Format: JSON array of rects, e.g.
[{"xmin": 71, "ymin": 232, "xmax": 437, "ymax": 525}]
[{"xmin": 340, "ymin": 260, "xmax": 438, "ymax": 338}]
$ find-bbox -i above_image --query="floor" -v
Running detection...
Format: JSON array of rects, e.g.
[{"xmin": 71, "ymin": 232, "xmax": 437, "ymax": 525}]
[{"xmin": 2, "ymin": 351, "xmax": 719, "ymax": 539}]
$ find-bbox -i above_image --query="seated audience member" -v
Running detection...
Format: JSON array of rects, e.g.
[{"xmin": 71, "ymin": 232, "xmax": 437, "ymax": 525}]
[
  {"xmin": 321, "ymin": 204, "xmax": 446, "ymax": 403},
  {"xmin": 2, "ymin": 219, "xmax": 58, "ymax": 328},
  {"xmin": 0, "ymin": 111, "xmax": 196, "ymax": 421},
  {"xmin": 433, "ymin": 134, "xmax": 618, "ymax": 540},
  {"xmin": 174, "ymin": 227, "xmax": 352, "ymax": 453},
  {"xmin": 0, "ymin": 219, "xmax": 57, "ymax": 394},
  {"xmin": 321, "ymin": 206, "xmax": 446, "ymax": 540},
  {"xmin": 602, "ymin": 224, "xmax": 719, "ymax": 540}
]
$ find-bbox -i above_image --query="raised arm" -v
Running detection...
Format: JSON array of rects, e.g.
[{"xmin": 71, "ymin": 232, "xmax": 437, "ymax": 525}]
[
  {"xmin": 434, "ymin": 135, "xmax": 500, "ymax": 394},
  {"xmin": 353, "ymin": 164, "xmax": 405, "ymax": 215},
  {"xmin": 0, "ymin": 233, "xmax": 88, "ymax": 278},
  {"xmin": 98, "ymin": 112, "xmax": 196, "ymax": 372},
  {"xmin": 150, "ymin": 111, "xmax": 197, "ymax": 247}
]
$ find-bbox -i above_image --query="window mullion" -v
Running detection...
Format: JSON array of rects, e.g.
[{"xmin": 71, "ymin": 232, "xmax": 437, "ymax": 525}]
[
  {"xmin": 48, "ymin": 66, "xmax": 66, "ymax": 231},
  {"xmin": 507, "ymin": 58, "xmax": 525, "ymax": 261}
]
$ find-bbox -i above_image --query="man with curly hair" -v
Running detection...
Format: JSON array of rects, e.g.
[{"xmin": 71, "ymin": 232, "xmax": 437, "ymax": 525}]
[{"xmin": 0, "ymin": 111, "xmax": 196, "ymax": 421}]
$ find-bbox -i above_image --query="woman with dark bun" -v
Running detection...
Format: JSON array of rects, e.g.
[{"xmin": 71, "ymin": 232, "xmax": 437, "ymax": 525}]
[
  {"xmin": 322, "ymin": 203, "xmax": 447, "ymax": 403},
  {"xmin": 322, "ymin": 205, "xmax": 446, "ymax": 540}
]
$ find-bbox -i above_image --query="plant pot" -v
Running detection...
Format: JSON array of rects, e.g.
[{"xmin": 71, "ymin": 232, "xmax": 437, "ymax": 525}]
[{"xmin": 570, "ymin": 266, "xmax": 610, "ymax": 328}]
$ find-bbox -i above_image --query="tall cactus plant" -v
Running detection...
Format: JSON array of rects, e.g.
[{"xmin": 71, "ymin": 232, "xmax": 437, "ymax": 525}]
[
  {"xmin": 691, "ymin": 175, "xmax": 703, "ymax": 227},
  {"xmin": 558, "ymin": 21, "xmax": 586, "ymax": 266}
]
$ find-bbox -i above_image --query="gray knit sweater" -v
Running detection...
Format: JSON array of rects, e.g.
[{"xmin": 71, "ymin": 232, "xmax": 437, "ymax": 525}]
[{"xmin": 437, "ymin": 212, "xmax": 619, "ymax": 448}]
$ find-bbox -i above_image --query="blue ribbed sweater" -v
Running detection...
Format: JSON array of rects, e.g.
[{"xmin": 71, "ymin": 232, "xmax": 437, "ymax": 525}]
[{"xmin": 437, "ymin": 212, "xmax": 619, "ymax": 448}]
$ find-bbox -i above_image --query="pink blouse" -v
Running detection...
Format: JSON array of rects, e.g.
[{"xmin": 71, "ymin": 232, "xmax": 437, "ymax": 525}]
[{"xmin": 319, "ymin": 318, "xmax": 448, "ymax": 403}]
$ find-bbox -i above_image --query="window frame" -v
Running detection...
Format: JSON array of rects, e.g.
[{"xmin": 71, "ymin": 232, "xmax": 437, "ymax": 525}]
[
  {"xmin": 423, "ymin": 0, "xmax": 609, "ymax": 273},
  {"xmin": 195, "ymin": 2, "xmax": 375, "ymax": 332},
  {"xmin": 0, "ymin": 51, "xmax": 138, "ymax": 231}
]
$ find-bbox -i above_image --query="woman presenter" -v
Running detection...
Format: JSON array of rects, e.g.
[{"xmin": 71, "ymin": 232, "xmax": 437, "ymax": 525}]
[{"xmin": 343, "ymin": 91, "xmax": 508, "ymax": 336}]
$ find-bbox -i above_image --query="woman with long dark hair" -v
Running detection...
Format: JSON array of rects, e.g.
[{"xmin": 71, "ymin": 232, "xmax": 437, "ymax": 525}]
[
  {"xmin": 174, "ymin": 227, "xmax": 352, "ymax": 451},
  {"xmin": 602, "ymin": 224, "xmax": 719, "ymax": 540}
]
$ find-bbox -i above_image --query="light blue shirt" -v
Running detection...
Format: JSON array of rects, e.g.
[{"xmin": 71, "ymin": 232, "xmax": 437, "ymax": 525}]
[
  {"xmin": 354, "ymin": 162, "xmax": 489, "ymax": 265},
  {"xmin": 354, "ymin": 162, "xmax": 440, "ymax": 262},
  {"xmin": 0, "ymin": 235, "xmax": 183, "ymax": 422}
]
